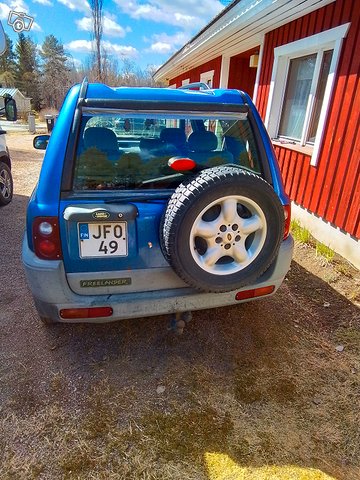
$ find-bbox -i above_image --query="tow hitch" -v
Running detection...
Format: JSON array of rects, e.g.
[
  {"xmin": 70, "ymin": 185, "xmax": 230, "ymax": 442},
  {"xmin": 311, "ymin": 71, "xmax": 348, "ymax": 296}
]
[{"xmin": 169, "ymin": 311, "xmax": 193, "ymax": 335}]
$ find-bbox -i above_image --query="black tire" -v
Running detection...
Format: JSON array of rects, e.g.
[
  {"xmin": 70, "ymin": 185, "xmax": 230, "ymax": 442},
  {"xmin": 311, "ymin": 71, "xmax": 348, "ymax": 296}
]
[
  {"xmin": 161, "ymin": 166, "xmax": 284, "ymax": 293},
  {"xmin": 0, "ymin": 161, "xmax": 13, "ymax": 206}
]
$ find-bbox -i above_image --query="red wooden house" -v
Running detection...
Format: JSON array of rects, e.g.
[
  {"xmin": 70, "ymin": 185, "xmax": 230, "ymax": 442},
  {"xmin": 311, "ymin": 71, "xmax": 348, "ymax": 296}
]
[{"xmin": 154, "ymin": 0, "xmax": 360, "ymax": 268}]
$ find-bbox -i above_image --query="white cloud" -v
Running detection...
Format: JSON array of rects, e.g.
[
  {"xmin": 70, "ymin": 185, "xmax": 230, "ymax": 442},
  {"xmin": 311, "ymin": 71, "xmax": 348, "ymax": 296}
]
[
  {"xmin": 65, "ymin": 39, "xmax": 92, "ymax": 53},
  {"xmin": 75, "ymin": 16, "xmax": 91, "ymax": 32},
  {"xmin": 0, "ymin": 3, "xmax": 10, "ymax": 19},
  {"xmin": 68, "ymin": 57, "xmax": 83, "ymax": 70},
  {"xmin": 33, "ymin": 0, "xmax": 53, "ymax": 5},
  {"xmin": 0, "ymin": 2, "xmax": 42, "ymax": 30},
  {"xmin": 57, "ymin": 0, "xmax": 90, "ymax": 13},
  {"xmin": 152, "ymin": 31, "xmax": 190, "ymax": 46},
  {"xmin": 0, "ymin": 0, "xmax": 28, "ymax": 19},
  {"xmin": 65, "ymin": 39, "xmax": 138, "ymax": 58},
  {"xmin": 115, "ymin": 0, "xmax": 224, "ymax": 29},
  {"xmin": 102, "ymin": 40, "xmax": 138, "ymax": 57},
  {"xmin": 103, "ymin": 16, "xmax": 131, "ymax": 37},
  {"xmin": 76, "ymin": 14, "xmax": 130, "ymax": 38},
  {"xmin": 147, "ymin": 41, "xmax": 172, "ymax": 54},
  {"xmin": 144, "ymin": 31, "xmax": 190, "ymax": 55},
  {"xmin": 31, "ymin": 20, "xmax": 42, "ymax": 31},
  {"xmin": 9, "ymin": 0, "xmax": 28, "ymax": 10}
]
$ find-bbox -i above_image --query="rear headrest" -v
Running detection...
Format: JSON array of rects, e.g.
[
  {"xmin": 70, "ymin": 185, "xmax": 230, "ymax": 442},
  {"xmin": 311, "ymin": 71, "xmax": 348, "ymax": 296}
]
[
  {"xmin": 139, "ymin": 137, "xmax": 163, "ymax": 151},
  {"xmin": 159, "ymin": 128, "xmax": 186, "ymax": 146},
  {"xmin": 84, "ymin": 127, "xmax": 118, "ymax": 151},
  {"xmin": 188, "ymin": 131, "xmax": 218, "ymax": 152}
]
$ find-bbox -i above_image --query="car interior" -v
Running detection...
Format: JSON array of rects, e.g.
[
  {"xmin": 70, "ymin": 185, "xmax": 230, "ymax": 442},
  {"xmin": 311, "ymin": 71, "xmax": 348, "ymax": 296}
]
[{"xmin": 73, "ymin": 116, "xmax": 261, "ymax": 191}]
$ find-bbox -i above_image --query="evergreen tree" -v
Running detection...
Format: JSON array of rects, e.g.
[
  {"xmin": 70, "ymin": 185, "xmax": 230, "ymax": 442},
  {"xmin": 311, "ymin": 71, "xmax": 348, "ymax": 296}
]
[
  {"xmin": 0, "ymin": 34, "xmax": 17, "ymax": 86},
  {"xmin": 15, "ymin": 33, "xmax": 42, "ymax": 110},
  {"xmin": 40, "ymin": 35, "xmax": 71, "ymax": 109}
]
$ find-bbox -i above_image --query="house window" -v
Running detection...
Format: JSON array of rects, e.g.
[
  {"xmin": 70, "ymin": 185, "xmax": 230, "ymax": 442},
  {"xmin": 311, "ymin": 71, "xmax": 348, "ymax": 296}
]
[
  {"xmin": 265, "ymin": 23, "xmax": 350, "ymax": 166},
  {"xmin": 200, "ymin": 70, "xmax": 214, "ymax": 88},
  {"xmin": 278, "ymin": 50, "xmax": 333, "ymax": 143}
]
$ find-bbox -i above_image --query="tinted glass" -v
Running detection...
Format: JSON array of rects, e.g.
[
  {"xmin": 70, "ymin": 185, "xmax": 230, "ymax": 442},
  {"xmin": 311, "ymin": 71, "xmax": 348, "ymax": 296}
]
[
  {"xmin": 278, "ymin": 53, "xmax": 316, "ymax": 140},
  {"xmin": 72, "ymin": 113, "xmax": 261, "ymax": 191}
]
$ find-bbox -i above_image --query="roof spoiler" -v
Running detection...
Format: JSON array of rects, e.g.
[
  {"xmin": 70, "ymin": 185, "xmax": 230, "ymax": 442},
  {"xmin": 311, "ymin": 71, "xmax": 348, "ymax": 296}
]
[{"xmin": 178, "ymin": 82, "xmax": 212, "ymax": 91}]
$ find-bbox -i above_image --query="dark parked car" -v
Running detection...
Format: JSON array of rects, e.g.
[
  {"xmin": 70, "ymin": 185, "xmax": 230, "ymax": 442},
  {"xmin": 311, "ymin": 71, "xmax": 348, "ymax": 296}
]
[
  {"xmin": 0, "ymin": 129, "xmax": 13, "ymax": 206},
  {"xmin": 23, "ymin": 80, "xmax": 293, "ymax": 325}
]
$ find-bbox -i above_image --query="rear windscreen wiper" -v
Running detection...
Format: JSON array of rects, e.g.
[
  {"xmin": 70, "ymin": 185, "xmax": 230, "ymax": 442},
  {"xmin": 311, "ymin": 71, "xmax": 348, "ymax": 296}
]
[{"xmin": 104, "ymin": 192, "xmax": 173, "ymax": 203}]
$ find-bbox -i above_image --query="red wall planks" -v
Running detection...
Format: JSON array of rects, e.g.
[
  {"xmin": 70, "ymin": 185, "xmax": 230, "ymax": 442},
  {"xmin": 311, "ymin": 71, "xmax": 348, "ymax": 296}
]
[
  {"xmin": 256, "ymin": 0, "xmax": 360, "ymax": 238},
  {"xmin": 166, "ymin": 1, "xmax": 359, "ymax": 239},
  {"xmin": 169, "ymin": 57, "xmax": 222, "ymax": 88},
  {"xmin": 227, "ymin": 47, "xmax": 259, "ymax": 94}
]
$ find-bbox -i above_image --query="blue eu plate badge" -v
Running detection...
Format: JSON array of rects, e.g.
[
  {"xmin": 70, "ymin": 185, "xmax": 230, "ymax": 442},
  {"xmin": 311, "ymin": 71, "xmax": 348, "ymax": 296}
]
[{"xmin": 79, "ymin": 223, "xmax": 90, "ymax": 240}]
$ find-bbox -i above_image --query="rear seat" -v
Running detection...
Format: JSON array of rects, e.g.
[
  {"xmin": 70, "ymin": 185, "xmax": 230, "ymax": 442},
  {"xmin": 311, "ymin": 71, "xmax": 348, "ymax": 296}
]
[
  {"xmin": 139, "ymin": 138, "xmax": 164, "ymax": 161},
  {"xmin": 187, "ymin": 131, "xmax": 233, "ymax": 165},
  {"xmin": 83, "ymin": 127, "xmax": 122, "ymax": 162},
  {"xmin": 159, "ymin": 128, "xmax": 189, "ymax": 156},
  {"xmin": 139, "ymin": 128, "xmax": 190, "ymax": 161}
]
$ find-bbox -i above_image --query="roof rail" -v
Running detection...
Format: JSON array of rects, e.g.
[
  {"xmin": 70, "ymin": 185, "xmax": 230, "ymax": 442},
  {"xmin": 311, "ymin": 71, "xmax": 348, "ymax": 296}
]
[
  {"xmin": 178, "ymin": 82, "xmax": 211, "ymax": 91},
  {"xmin": 78, "ymin": 77, "xmax": 89, "ymax": 105}
]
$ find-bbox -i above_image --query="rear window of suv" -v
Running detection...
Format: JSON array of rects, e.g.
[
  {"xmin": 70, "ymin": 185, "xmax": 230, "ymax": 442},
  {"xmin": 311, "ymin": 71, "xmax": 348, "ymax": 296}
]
[{"xmin": 72, "ymin": 112, "xmax": 261, "ymax": 191}]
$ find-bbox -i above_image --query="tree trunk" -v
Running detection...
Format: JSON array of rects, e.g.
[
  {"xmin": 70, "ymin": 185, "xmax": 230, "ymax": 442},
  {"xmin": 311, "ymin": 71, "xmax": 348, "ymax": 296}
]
[{"xmin": 90, "ymin": 0, "xmax": 103, "ymax": 82}]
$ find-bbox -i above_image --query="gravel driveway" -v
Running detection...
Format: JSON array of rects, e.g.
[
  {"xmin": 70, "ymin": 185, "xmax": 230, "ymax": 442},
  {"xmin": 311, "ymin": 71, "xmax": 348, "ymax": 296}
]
[{"xmin": 0, "ymin": 133, "xmax": 359, "ymax": 480}]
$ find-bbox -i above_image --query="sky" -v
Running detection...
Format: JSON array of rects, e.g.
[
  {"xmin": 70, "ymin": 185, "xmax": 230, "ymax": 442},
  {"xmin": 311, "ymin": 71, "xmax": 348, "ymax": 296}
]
[{"xmin": 0, "ymin": 0, "xmax": 230, "ymax": 70}]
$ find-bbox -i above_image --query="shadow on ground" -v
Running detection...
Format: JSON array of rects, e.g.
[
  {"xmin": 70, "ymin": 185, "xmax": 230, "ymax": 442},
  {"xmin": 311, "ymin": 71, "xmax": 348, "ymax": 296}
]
[{"xmin": 1, "ymin": 192, "xmax": 359, "ymax": 479}]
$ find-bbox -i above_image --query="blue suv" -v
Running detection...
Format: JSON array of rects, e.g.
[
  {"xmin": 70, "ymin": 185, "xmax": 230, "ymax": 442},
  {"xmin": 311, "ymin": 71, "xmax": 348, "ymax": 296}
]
[{"xmin": 22, "ymin": 80, "xmax": 293, "ymax": 325}]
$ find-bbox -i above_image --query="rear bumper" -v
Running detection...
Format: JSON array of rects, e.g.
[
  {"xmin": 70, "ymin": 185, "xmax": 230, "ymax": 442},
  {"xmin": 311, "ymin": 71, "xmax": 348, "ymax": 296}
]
[{"xmin": 22, "ymin": 235, "xmax": 294, "ymax": 323}]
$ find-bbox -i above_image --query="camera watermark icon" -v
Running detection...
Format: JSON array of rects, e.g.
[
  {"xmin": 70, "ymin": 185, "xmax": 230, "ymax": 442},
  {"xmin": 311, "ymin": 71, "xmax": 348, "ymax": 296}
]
[{"xmin": 7, "ymin": 11, "xmax": 34, "ymax": 33}]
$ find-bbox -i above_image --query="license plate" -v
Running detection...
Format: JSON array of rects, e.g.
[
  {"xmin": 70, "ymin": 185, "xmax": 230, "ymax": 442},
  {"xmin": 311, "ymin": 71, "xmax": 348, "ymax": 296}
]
[{"xmin": 78, "ymin": 222, "xmax": 127, "ymax": 258}]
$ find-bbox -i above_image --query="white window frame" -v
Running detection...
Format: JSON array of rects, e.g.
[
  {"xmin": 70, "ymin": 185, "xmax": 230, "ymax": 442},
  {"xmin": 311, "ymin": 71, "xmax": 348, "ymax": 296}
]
[
  {"xmin": 181, "ymin": 78, "xmax": 190, "ymax": 86},
  {"xmin": 200, "ymin": 69, "xmax": 214, "ymax": 88},
  {"xmin": 253, "ymin": 38, "xmax": 265, "ymax": 103},
  {"xmin": 265, "ymin": 23, "xmax": 350, "ymax": 166}
]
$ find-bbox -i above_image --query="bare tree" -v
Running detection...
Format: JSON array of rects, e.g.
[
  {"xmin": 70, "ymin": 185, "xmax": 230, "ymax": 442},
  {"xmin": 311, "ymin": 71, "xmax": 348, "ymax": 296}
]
[
  {"xmin": 101, "ymin": 49, "xmax": 120, "ymax": 86},
  {"xmin": 90, "ymin": 0, "xmax": 103, "ymax": 82},
  {"xmin": 70, "ymin": 54, "xmax": 164, "ymax": 88}
]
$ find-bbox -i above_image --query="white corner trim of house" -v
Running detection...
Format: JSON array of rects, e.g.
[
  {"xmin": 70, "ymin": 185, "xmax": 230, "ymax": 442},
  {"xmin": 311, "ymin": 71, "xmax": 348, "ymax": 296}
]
[{"xmin": 291, "ymin": 202, "xmax": 360, "ymax": 270}]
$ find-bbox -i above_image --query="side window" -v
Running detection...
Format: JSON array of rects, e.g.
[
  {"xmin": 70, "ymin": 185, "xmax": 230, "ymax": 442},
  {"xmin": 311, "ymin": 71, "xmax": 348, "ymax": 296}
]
[{"xmin": 221, "ymin": 119, "xmax": 261, "ymax": 174}]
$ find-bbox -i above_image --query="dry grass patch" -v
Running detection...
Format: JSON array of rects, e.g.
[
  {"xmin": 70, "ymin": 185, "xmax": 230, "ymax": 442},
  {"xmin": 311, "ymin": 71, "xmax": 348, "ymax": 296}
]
[
  {"xmin": 1, "ymin": 296, "xmax": 360, "ymax": 480},
  {"xmin": 138, "ymin": 406, "xmax": 233, "ymax": 462},
  {"xmin": 333, "ymin": 326, "xmax": 360, "ymax": 354},
  {"xmin": 1, "ymin": 329, "xmax": 359, "ymax": 480}
]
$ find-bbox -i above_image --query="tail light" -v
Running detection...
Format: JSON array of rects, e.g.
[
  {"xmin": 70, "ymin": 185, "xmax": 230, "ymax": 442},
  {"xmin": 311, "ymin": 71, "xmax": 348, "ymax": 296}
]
[
  {"xmin": 235, "ymin": 285, "xmax": 275, "ymax": 301},
  {"xmin": 33, "ymin": 217, "xmax": 62, "ymax": 260},
  {"xmin": 283, "ymin": 204, "xmax": 291, "ymax": 240},
  {"xmin": 60, "ymin": 307, "xmax": 113, "ymax": 319}
]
